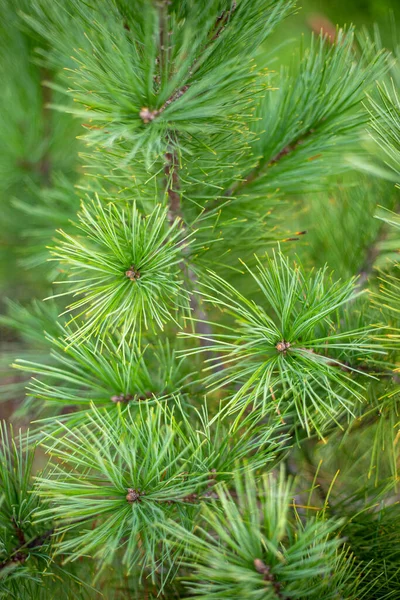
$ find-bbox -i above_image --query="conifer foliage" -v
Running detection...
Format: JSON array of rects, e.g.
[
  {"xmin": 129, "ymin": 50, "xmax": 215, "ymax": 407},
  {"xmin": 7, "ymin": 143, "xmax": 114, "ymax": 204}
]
[{"xmin": 1, "ymin": 0, "xmax": 400, "ymax": 598}]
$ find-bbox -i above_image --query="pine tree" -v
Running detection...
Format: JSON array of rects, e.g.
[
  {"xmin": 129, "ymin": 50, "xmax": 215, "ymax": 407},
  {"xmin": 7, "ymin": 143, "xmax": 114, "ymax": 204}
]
[{"xmin": 1, "ymin": 0, "xmax": 400, "ymax": 598}]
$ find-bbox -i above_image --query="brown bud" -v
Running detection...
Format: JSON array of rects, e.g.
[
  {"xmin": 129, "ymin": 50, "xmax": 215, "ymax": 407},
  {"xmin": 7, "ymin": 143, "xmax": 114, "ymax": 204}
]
[
  {"xmin": 254, "ymin": 558, "xmax": 271, "ymax": 576},
  {"xmin": 276, "ymin": 340, "xmax": 291, "ymax": 353},
  {"xmin": 126, "ymin": 488, "xmax": 144, "ymax": 503},
  {"xmin": 139, "ymin": 107, "xmax": 159, "ymax": 124},
  {"xmin": 181, "ymin": 493, "xmax": 198, "ymax": 503},
  {"xmin": 12, "ymin": 552, "xmax": 27, "ymax": 564},
  {"xmin": 125, "ymin": 266, "xmax": 141, "ymax": 281},
  {"xmin": 111, "ymin": 393, "xmax": 133, "ymax": 403}
]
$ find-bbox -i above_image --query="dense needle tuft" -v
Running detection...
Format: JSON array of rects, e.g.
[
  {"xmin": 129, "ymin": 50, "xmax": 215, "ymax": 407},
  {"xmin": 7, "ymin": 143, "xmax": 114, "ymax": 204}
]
[
  {"xmin": 182, "ymin": 251, "xmax": 388, "ymax": 435},
  {"xmin": 49, "ymin": 199, "xmax": 192, "ymax": 342}
]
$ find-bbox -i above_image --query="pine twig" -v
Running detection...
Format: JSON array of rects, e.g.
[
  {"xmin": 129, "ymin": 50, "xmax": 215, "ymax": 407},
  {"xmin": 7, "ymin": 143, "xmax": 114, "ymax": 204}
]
[
  {"xmin": 225, "ymin": 128, "xmax": 316, "ymax": 198},
  {"xmin": 357, "ymin": 221, "xmax": 391, "ymax": 289},
  {"xmin": 0, "ymin": 527, "xmax": 54, "ymax": 572},
  {"xmin": 164, "ymin": 151, "xmax": 213, "ymax": 343}
]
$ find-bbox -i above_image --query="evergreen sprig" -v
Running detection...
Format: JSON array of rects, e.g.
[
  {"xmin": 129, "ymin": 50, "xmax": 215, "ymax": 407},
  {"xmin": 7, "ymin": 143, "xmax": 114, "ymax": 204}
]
[
  {"xmin": 165, "ymin": 469, "xmax": 365, "ymax": 599},
  {"xmin": 183, "ymin": 251, "xmax": 387, "ymax": 434},
  {"xmin": 222, "ymin": 27, "xmax": 390, "ymax": 208},
  {"xmin": 1, "ymin": 0, "xmax": 400, "ymax": 597},
  {"xmin": 50, "ymin": 199, "xmax": 192, "ymax": 342},
  {"xmin": 24, "ymin": 0, "xmax": 295, "ymax": 160},
  {"xmin": 34, "ymin": 401, "xmax": 284, "ymax": 579},
  {"xmin": 0, "ymin": 425, "xmax": 92, "ymax": 600},
  {"xmin": 14, "ymin": 329, "xmax": 193, "ymax": 431}
]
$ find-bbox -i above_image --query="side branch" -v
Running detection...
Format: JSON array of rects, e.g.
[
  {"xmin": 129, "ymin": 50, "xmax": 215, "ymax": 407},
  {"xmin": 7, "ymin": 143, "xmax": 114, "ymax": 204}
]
[
  {"xmin": 0, "ymin": 527, "xmax": 54, "ymax": 572},
  {"xmin": 163, "ymin": 151, "xmax": 213, "ymax": 344},
  {"xmin": 164, "ymin": 151, "xmax": 181, "ymax": 223},
  {"xmin": 357, "ymin": 219, "xmax": 392, "ymax": 289},
  {"xmin": 225, "ymin": 128, "xmax": 316, "ymax": 198},
  {"xmin": 140, "ymin": 1, "xmax": 237, "ymax": 125}
]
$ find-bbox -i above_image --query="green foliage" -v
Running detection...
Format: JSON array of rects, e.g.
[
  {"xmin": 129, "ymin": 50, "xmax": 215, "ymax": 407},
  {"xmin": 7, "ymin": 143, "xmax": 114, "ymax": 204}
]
[
  {"xmin": 12, "ymin": 175, "xmax": 80, "ymax": 277},
  {"xmin": 1, "ymin": 0, "xmax": 400, "ymax": 597},
  {"xmin": 0, "ymin": 0, "xmax": 79, "ymax": 300},
  {"xmin": 14, "ymin": 329, "xmax": 193, "ymax": 429},
  {"xmin": 24, "ymin": 0, "xmax": 295, "ymax": 157},
  {"xmin": 184, "ymin": 251, "xmax": 387, "ymax": 435},
  {"xmin": 292, "ymin": 177, "xmax": 398, "ymax": 278},
  {"xmin": 341, "ymin": 495, "xmax": 400, "ymax": 598},
  {"xmin": 368, "ymin": 81, "xmax": 400, "ymax": 181},
  {"xmin": 0, "ymin": 424, "xmax": 92, "ymax": 600},
  {"xmin": 0, "ymin": 300, "xmax": 62, "ymax": 403},
  {"xmin": 246, "ymin": 28, "xmax": 389, "ymax": 197},
  {"xmin": 166, "ymin": 469, "xmax": 365, "ymax": 599},
  {"xmin": 50, "ymin": 200, "xmax": 192, "ymax": 342},
  {"xmin": 34, "ymin": 402, "xmax": 284, "ymax": 579}
]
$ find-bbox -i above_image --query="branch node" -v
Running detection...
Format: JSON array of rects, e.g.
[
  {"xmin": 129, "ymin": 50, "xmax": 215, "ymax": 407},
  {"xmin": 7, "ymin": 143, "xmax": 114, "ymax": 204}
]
[
  {"xmin": 254, "ymin": 559, "xmax": 285, "ymax": 598},
  {"xmin": 126, "ymin": 489, "xmax": 145, "ymax": 503},
  {"xmin": 139, "ymin": 107, "xmax": 159, "ymax": 124},
  {"xmin": 125, "ymin": 265, "xmax": 141, "ymax": 281},
  {"xmin": 276, "ymin": 340, "xmax": 291, "ymax": 353},
  {"xmin": 111, "ymin": 393, "xmax": 133, "ymax": 404}
]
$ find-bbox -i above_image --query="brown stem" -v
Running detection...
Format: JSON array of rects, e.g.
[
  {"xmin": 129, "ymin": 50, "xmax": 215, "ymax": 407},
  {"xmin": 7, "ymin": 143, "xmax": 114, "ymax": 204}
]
[
  {"xmin": 204, "ymin": 129, "xmax": 317, "ymax": 217},
  {"xmin": 152, "ymin": 6, "xmax": 231, "ymax": 356},
  {"xmin": 11, "ymin": 518, "xmax": 26, "ymax": 547},
  {"xmin": 228, "ymin": 128, "xmax": 316, "ymax": 197},
  {"xmin": 0, "ymin": 528, "xmax": 54, "ymax": 572},
  {"xmin": 164, "ymin": 151, "xmax": 181, "ymax": 224},
  {"xmin": 164, "ymin": 150, "xmax": 214, "ymax": 346},
  {"xmin": 254, "ymin": 559, "xmax": 287, "ymax": 599},
  {"xmin": 290, "ymin": 346, "xmax": 388, "ymax": 378},
  {"xmin": 356, "ymin": 220, "xmax": 391, "ymax": 289},
  {"xmin": 210, "ymin": 1, "xmax": 237, "ymax": 41}
]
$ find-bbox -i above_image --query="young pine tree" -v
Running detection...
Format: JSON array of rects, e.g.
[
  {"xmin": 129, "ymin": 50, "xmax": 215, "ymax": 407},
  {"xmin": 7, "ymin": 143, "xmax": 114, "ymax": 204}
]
[{"xmin": 1, "ymin": 1, "xmax": 400, "ymax": 598}]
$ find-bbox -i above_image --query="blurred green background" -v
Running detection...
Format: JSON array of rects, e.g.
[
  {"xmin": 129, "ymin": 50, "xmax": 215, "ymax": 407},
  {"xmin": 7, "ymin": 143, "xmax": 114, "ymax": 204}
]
[{"xmin": 285, "ymin": 0, "xmax": 399, "ymax": 41}]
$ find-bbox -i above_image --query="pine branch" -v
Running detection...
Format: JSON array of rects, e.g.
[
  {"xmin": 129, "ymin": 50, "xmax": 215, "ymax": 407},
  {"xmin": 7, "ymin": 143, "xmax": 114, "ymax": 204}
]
[
  {"xmin": 357, "ymin": 219, "xmax": 391, "ymax": 289},
  {"xmin": 0, "ymin": 528, "xmax": 54, "ymax": 573},
  {"xmin": 224, "ymin": 127, "xmax": 316, "ymax": 198},
  {"xmin": 163, "ymin": 150, "xmax": 215, "ymax": 347},
  {"xmin": 3, "ymin": 2, "xmax": 399, "ymax": 597},
  {"xmin": 33, "ymin": 401, "xmax": 283, "ymax": 577},
  {"xmin": 181, "ymin": 251, "xmax": 388, "ymax": 437},
  {"xmin": 49, "ymin": 200, "xmax": 192, "ymax": 342},
  {"xmin": 154, "ymin": 0, "xmax": 214, "ymax": 343},
  {"xmin": 164, "ymin": 469, "xmax": 363, "ymax": 599}
]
